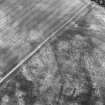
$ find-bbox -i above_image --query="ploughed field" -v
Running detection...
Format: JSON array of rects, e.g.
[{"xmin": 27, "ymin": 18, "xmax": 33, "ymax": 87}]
[{"xmin": 0, "ymin": 0, "xmax": 105, "ymax": 105}]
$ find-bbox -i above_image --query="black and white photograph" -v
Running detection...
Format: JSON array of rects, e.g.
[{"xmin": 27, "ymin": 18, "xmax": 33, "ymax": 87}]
[{"xmin": 0, "ymin": 0, "xmax": 105, "ymax": 105}]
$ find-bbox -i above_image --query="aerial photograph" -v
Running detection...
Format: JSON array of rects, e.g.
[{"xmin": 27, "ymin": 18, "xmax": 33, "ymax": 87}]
[{"xmin": 0, "ymin": 0, "xmax": 105, "ymax": 105}]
